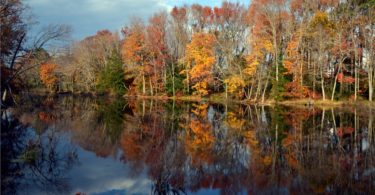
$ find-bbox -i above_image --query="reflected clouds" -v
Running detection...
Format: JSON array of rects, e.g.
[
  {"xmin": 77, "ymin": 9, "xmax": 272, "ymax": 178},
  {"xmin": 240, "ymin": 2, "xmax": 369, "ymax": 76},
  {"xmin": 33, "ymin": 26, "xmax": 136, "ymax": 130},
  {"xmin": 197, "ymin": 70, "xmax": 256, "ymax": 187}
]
[
  {"xmin": 68, "ymin": 148, "xmax": 151, "ymax": 195},
  {"xmin": 2, "ymin": 95, "xmax": 375, "ymax": 194}
]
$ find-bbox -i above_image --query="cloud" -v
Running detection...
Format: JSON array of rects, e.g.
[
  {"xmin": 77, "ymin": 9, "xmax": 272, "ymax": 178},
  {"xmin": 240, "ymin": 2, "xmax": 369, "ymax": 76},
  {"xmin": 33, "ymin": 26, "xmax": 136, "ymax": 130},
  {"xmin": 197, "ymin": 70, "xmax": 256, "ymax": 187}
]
[
  {"xmin": 67, "ymin": 147, "xmax": 151, "ymax": 195},
  {"xmin": 25, "ymin": 0, "xmax": 170, "ymax": 39},
  {"xmin": 25, "ymin": 0, "xmax": 249, "ymax": 40}
]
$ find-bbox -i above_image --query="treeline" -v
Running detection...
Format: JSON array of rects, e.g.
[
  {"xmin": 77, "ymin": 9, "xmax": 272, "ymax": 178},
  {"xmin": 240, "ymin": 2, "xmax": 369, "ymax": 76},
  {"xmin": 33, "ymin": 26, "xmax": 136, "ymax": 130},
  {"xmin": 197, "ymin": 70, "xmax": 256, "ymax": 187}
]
[
  {"xmin": 1, "ymin": 0, "xmax": 71, "ymax": 105},
  {"xmin": 2, "ymin": 0, "xmax": 375, "ymax": 103}
]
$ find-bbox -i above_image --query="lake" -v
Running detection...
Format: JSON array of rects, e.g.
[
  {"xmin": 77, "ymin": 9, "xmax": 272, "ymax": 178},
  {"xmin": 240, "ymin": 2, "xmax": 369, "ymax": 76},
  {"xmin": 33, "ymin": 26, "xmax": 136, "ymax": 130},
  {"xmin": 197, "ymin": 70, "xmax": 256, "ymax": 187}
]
[{"xmin": 1, "ymin": 95, "xmax": 374, "ymax": 195}]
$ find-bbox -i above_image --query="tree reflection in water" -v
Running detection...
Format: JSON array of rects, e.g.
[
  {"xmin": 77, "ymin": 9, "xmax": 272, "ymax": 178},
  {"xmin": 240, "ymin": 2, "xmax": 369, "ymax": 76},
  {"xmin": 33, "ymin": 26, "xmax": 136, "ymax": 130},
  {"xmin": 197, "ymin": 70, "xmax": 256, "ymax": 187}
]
[
  {"xmin": 2, "ymin": 95, "xmax": 375, "ymax": 194},
  {"xmin": 1, "ymin": 109, "xmax": 78, "ymax": 194}
]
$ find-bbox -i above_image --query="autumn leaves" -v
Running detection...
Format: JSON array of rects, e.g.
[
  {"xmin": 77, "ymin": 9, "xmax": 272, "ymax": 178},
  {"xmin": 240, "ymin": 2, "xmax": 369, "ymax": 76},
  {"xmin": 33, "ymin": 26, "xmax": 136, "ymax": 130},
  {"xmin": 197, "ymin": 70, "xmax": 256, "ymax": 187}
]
[
  {"xmin": 39, "ymin": 63, "xmax": 58, "ymax": 92},
  {"xmin": 184, "ymin": 33, "xmax": 216, "ymax": 96},
  {"xmin": 37, "ymin": 0, "xmax": 374, "ymax": 102}
]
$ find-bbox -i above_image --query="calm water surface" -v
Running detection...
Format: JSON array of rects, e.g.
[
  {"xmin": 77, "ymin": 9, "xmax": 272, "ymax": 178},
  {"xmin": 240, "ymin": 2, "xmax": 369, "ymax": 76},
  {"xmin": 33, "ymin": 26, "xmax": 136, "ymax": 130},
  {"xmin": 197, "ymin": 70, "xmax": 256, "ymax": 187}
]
[{"xmin": 1, "ymin": 96, "xmax": 375, "ymax": 195}]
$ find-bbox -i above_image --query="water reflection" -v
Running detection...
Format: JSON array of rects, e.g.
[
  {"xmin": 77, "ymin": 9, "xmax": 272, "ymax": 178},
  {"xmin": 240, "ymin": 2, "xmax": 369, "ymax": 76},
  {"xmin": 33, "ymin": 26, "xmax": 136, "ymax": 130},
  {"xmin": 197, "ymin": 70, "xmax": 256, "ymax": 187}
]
[
  {"xmin": 1, "ymin": 96, "xmax": 375, "ymax": 194},
  {"xmin": 1, "ymin": 109, "xmax": 78, "ymax": 194}
]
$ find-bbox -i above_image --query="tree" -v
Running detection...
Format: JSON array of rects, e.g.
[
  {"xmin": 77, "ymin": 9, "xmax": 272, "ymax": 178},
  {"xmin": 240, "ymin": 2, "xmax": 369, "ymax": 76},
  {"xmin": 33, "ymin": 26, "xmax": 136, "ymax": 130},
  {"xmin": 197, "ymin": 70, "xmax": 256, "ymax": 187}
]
[
  {"xmin": 190, "ymin": 4, "xmax": 213, "ymax": 33},
  {"xmin": 244, "ymin": 34, "xmax": 273, "ymax": 102},
  {"xmin": 213, "ymin": 2, "xmax": 248, "ymax": 97},
  {"xmin": 169, "ymin": 6, "xmax": 188, "ymax": 60},
  {"xmin": 362, "ymin": 3, "xmax": 375, "ymax": 101},
  {"xmin": 169, "ymin": 6, "xmax": 189, "ymax": 95},
  {"xmin": 146, "ymin": 12, "xmax": 169, "ymax": 95},
  {"xmin": 1, "ymin": 0, "xmax": 71, "ymax": 104},
  {"xmin": 122, "ymin": 19, "xmax": 150, "ymax": 95},
  {"xmin": 65, "ymin": 29, "xmax": 120, "ymax": 92},
  {"xmin": 97, "ymin": 52, "xmax": 125, "ymax": 96},
  {"xmin": 39, "ymin": 63, "xmax": 57, "ymax": 92},
  {"xmin": 308, "ymin": 11, "xmax": 336, "ymax": 100},
  {"xmin": 5, "ymin": 0, "xmax": 375, "ymax": 102},
  {"xmin": 0, "ymin": 0, "xmax": 27, "ymax": 68},
  {"xmin": 247, "ymin": 0, "xmax": 290, "ymax": 102},
  {"xmin": 330, "ymin": 5, "xmax": 351, "ymax": 101},
  {"xmin": 224, "ymin": 76, "xmax": 245, "ymax": 98},
  {"xmin": 283, "ymin": 31, "xmax": 311, "ymax": 98},
  {"xmin": 248, "ymin": 0, "xmax": 289, "ymax": 83},
  {"xmin": 183, "ymin": 33, "xmax": 216, "ymax": 96}
]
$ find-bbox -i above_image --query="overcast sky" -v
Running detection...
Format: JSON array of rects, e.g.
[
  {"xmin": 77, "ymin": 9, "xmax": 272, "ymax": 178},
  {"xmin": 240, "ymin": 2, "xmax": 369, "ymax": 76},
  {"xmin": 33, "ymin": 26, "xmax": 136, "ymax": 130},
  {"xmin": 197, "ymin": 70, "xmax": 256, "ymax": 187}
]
[{"xmin": 25, "ymin": 0, "xmax": 250, "ymax": 40}]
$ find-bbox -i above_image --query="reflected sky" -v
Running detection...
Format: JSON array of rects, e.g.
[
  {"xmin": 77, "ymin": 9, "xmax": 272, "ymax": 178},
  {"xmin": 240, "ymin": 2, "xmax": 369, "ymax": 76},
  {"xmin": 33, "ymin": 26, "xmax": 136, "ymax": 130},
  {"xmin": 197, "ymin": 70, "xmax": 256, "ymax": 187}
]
[
  {"xmin": 2, "ymin": 95, "xmax": 375, "ymax": 195},
  {"xmin": 68, "ymin": 147, "xmax": 151, "ymax": 195}
]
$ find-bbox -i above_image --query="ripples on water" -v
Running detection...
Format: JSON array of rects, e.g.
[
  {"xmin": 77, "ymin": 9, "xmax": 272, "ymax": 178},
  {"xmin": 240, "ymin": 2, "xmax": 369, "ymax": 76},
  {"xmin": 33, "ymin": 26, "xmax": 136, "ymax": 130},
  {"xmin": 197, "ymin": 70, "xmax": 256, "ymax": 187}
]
[{"xmin": 1, "ymin": 95, "xmax": 374, "ymax": 194}]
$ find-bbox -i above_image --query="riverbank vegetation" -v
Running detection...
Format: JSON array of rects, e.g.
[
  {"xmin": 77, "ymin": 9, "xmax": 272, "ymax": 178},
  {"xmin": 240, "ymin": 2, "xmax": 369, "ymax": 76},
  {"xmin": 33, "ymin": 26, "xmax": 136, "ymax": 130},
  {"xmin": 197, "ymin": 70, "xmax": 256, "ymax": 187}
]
[{"xmin": 1, "ymin": 0, "xmax": 374, "ymax": 107}]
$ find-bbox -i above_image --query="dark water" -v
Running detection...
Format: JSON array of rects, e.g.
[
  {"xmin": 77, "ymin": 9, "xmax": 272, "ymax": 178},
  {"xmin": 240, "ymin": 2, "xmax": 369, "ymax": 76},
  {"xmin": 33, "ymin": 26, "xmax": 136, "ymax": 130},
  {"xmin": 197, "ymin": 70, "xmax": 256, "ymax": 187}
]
[{"xmin": 1, "ymin": 96, "xmax": 375, "ymax": 195}]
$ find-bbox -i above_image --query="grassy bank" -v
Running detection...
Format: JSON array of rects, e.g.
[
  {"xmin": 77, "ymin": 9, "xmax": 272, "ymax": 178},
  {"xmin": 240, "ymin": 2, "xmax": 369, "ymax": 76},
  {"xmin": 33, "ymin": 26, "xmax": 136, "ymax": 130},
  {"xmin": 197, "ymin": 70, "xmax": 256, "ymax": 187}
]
[
  {"xmin": 275, "ymin": 99, "xmax": 375, "ymax": 108},
  {"xmin": 123, "ymin": 94, "xmax": 375, "ymax": 108},
  {"xmin": 25, "ymin": 90, "xmax": 375, "ymax": 108}
]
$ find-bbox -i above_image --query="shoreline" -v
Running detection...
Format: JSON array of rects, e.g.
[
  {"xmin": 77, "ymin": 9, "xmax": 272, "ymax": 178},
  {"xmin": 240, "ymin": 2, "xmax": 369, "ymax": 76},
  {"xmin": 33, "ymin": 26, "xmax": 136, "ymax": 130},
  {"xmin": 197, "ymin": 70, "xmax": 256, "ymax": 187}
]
[
  {"xmin": 123, "ymin": 95, "xmax": 375, "ymax": 108},
  {"xmin": 21, "ymin": 91, "xmax": 375, "ymax": 108}
]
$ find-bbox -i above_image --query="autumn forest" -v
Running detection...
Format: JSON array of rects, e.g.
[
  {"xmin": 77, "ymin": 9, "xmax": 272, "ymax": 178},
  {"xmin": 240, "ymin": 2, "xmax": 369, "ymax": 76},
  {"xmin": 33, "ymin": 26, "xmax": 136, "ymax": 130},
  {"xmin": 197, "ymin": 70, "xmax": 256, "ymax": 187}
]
[
  {"xmin": 2, "ymin": 0, "xmax": 375, "ymax": 105},
  {"xmin": 2, "ymin": 0, "xmax": 375, "ymax": 194}
]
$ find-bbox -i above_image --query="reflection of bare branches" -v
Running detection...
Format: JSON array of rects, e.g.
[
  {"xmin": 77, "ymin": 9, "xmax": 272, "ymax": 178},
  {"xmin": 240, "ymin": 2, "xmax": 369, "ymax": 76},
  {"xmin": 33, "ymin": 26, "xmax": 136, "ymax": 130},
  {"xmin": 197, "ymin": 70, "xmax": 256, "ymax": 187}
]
[
  {"xmin": 152, "ymin": 177, "xmax": 186, "ymax": 195},
  {"xmin": 23, "ymin": 128, "xmax": 78, "ymax": 193},
  {"xmin": 2, "ymin": 110, "xmax": 78, "ymax": 195},
  {"xmin": 5, "ymin": 96, "xmax": 375, "ymax": 194},
  {"xmin": 1, "ymin": 110, "xmax": 29, "ymax": 195}
]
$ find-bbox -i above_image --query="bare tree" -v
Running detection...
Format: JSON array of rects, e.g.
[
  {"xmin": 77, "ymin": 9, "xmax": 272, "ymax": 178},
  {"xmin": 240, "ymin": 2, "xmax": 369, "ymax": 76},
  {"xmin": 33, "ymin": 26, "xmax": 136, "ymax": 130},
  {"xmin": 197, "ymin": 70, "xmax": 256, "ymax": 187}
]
[{"xmin": 1, "ymin": 0, "xmax": 71, "ymax": 105}]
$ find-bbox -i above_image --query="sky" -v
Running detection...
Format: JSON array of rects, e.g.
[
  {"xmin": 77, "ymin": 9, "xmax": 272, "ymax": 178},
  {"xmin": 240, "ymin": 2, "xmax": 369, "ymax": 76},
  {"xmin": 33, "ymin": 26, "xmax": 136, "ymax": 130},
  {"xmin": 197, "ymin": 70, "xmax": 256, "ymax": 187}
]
[{"xmin": 25, "ymin": 0, "xmax": 250, "ymax": 40}]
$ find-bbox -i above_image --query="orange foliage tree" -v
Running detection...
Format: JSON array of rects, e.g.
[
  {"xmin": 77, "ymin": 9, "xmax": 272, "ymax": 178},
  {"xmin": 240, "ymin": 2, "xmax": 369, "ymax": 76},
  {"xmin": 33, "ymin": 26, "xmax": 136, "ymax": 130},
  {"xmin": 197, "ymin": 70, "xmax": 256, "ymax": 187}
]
[
  {"xmin": 183, "ymin": 33, "xmax": 216, "ymax": 96},
  {"xmin": 122, "ymin": 20, "xmax": 150, "ymax": 95},
  {"xmin": 146, "ymin": 12, "xmax": 169, "ymax": 95},
  {"xmin": 283, "ymin": 31, "xmax": 311, "ymax": 98},
  {"xmin": 39, "ymin": 63, "xmax": 58, "ymax": 91}
]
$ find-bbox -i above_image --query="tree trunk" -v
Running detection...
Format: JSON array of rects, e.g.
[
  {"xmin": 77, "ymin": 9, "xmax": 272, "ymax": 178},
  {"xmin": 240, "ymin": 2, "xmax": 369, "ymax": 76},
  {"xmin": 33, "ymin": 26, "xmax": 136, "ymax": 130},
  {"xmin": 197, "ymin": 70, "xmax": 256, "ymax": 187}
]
[
  {"xmin": 318, "ymin": 29, "xmax": 325, "ymax": 101},
  {"xmin": 249, "ymin": 81, "xmax": 254, "ymax": 100},
  {"xmin": 225, "ymin": 83, "xmax": 228, "ymax": 99},
  {"xmin": 255, "ymin": 75, "xmax": 262, "ymax": 101},
  {"xmin": 142, "ymin": 73, "xmax": 146, "ymax": 95},
  {"xmin": 2, "ymin": 89, "xmax": 7, "ymax": 102},
  {"xmin": 313, "ymin": 62, "xmax": 316, "ymax": 97},
  {"xmin": 186, "ymin": 71, "xmax": 189, "ymax": 94},
  {"xmin": 300, "ymin": 55, "xmax": 303, "ymax": 86},
  {"xmin": 352, "ymin": 29, "xmax": 358, "ymax": 101},
  {"xmin": 172, "ymin": 62, "xmax": 175, "ymax": 97},
  {"xmin": 369, "ymin": 65, "xmax": 373, "ymax": 101},
  {"xmin": 369, "ymin": 109, "xmax": 373, "ymax": 144},
  {"xmin": 355, "ymin": 60, "xmax": 358, "ymax": 101},
  {"xmin": 149, "ymin": 77, "xmax": 153, "ymax": 96},
  {"xmin": 321, "ymin": 67, "xmax": 325, "ymax": 100},
  {"xmin": 273, "ymin": 27, "xmax": 278, "ymax": 82},
  {"xmin": 331, "ymin": 63, "xmax": 342, "ymax": 101},
  {"xmin": 261, "ymin": 76, "xmax": 270, "ymax": 103},
  {"xmin": 153, "ymin": 60, "xmax": 158, "ymax": 95}
]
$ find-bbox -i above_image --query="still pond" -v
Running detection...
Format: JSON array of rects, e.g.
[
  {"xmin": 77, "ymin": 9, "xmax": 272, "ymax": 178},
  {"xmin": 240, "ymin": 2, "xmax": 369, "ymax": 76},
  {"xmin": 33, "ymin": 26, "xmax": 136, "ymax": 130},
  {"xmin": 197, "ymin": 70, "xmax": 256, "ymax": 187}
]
[{"xmin": 1, "ymin": 95, "xmax": 375, "ymax": 194}]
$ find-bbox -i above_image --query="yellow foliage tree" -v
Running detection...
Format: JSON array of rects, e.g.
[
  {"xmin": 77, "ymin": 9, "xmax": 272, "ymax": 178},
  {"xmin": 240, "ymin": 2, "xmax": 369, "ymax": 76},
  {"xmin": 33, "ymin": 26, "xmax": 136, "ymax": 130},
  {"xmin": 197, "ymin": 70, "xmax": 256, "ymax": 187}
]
[
  {"xmin": 224, "ymin": 76, "xmax": 245, "ymax": 97},
  {"xmin": 245, "ymin": 37, "xmax": 272, "ymax": 76},
  {"xmin": 183, "ymin": 32, "xmax": 216, "ymax": 96}
]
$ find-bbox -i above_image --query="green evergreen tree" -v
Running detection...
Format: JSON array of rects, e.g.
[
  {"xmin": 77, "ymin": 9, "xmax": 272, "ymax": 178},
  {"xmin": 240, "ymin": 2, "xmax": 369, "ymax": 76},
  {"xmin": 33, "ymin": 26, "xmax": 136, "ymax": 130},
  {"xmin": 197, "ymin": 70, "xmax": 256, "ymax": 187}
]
[
  {"xmin": 270, "ymin": 53, "xmax": 290, "ymax": 101},
  {"xmin": 97, "ymin": 51, "xmax": 125, "ymax": 96}
]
